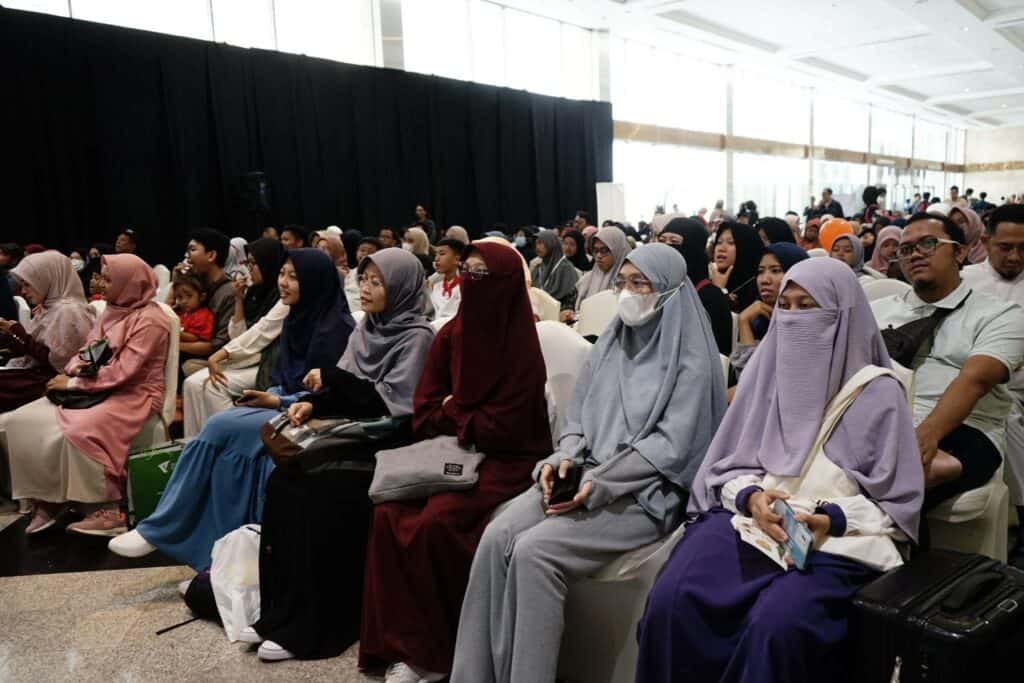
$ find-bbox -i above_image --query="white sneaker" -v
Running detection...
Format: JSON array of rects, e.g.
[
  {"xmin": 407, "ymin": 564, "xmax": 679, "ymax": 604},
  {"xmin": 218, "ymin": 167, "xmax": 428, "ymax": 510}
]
[
  {"xmin": 237, "ymin": 626, "xmax": 263, "ymax": 644},
  {"xmin": 177, "ymin": 579, "xmax": 192, "ymax": 598},
  {"xmin": 257, "ymin": 640, "xmax": 294, "ymax": 662},
  {"xmin": 108, "ymin": 529, "xmax": 156, "ymax": 558},
  {"xmin": 384, "ymin": 663, "xmax": 421, "ymax": 683}
]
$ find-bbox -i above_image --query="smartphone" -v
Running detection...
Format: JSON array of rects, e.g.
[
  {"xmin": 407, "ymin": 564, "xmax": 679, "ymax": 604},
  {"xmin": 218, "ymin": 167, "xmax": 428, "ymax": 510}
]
[
  {"xmin": 772, "ymin": 499, "xmax": 814, "ymax": 570},
  {"xmin": 233, "ymin": 393, "xmax": 252, "ymax": 406},
  {"xmin": 547, "ymin": 467, "xmax": 583, "ymax": 507}
]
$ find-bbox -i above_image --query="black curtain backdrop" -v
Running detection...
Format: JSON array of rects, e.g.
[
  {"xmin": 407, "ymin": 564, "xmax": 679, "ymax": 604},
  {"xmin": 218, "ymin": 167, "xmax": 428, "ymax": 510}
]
[{"xmin": 0, "ymin": 8, "xmax": 613, "ymax": 265}]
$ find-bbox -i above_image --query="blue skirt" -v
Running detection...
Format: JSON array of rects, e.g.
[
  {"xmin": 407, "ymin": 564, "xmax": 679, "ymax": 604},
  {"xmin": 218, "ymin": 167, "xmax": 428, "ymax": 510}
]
[
  {"xmin": 636, "ymin": 509, "xmax": 878, "ymax": 683},
  {"xmin": 136, "ymin": 407, "xmax": 277, "ymax": 570}
]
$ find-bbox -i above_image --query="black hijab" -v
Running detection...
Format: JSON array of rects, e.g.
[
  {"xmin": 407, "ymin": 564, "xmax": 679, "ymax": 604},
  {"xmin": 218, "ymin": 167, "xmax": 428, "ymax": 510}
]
[
  {"xmin": 272, "ymin": 249, "xmax": 356, "ymax": 394},
  {"xmin": 563, "ymin": 232, "xmax": 592, "ymax": 272},
  {"xmin": 243, "ymin": 238, "xmax": 285, "ymax": 325},
  {"xmin": 756, "ymin": 217, "xmax": 796, "ymax": 245},
  {"xmin": 342, "ymin": 230, "xmax": 363, "ymax": 269},
  {"xmin": 662, "ymin": 218, "xmax": 711, "ymax": 285},
  {"xmin": 716, "ymin": 221, "xmax": 762, "ymax": 311}
]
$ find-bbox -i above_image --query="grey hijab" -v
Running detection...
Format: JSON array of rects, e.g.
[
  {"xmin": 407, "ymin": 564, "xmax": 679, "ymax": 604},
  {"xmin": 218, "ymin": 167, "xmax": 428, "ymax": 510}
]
[
  {"xmin": 337, "ymin": 248, "xmax": 435, "ymax": 416},
  {"xmin": 531, "ymin": 230, "xmax": 578, "ymax": 301},
  {"xmin": 834, "ymin": 234, "xmax": 866, "ymax": 275},
  {"xmin": 559, "ymin": 243, "xmax": 727, "ymax": 509},
  {"xmin": 575, "ymin": 227, "xmax": 630, "ymax": 306}
]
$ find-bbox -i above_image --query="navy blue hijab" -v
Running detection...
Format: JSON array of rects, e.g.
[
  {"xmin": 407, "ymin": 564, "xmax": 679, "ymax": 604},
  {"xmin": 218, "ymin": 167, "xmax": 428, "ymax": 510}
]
[
  {"xmin": 271, "ymin": 248, "xmax": 356, "ymax": 393},
  {"xmin": 763, "ymin": 242, "xmax": 809, "ymax": 271}
]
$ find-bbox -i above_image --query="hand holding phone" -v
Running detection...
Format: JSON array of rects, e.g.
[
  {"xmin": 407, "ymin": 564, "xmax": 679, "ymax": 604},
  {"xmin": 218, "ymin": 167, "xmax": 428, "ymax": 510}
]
[
  {"xmin": 547, "ymin": 466, "xmax": 583, "ymax": 507},
  {"xmin": 772, "ymin": 499, "xmax": 814, "ymax": 570}
]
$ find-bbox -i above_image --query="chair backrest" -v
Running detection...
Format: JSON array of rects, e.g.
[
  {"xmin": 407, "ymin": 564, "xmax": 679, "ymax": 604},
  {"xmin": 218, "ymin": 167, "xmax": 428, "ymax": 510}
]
[
  {"xmin": 153, "ymin": 264, "xmax": 171, "ymax": 288},
  {"xmin": 14, "ymin": 296, "xmax": 30, "ymax": 326},
  {"xmin": 431, "ymin": 316, "xmax": 453, "ymax": 333},
  {"xmin": 863, "ymin": 278, "xmax": 911, "ymax": 301},
  {"xmin": 730, "ymin": 312, "xmax": 739, "ymax": 353},
  {"xmin": 351, "ymin": 310, "xmax": 366, "ymax": 325},
  {"xmin": 719, "ymin": 354, "xmax": 730, "ymax": 388},
  {"xmin": 89, "ymin": 299, "xmax": 107, "ymax": 316},
  {"xmin": 577, "ymin": 289, "xmax": 617, "ymax": 338},
  {"xmin": 530, "ymin": 287, "xmax": 561, "ymax": 322},
  {"xmin": 535, "ymin": 320, "xmax": 592, "ymax": 442},
  {"xmin": 807, "ymin": 248, "xmax": 828, "ymax": 258},
  {"xmin": 155, "ymin": 302, "xmax": 180, "ymax": 426}
]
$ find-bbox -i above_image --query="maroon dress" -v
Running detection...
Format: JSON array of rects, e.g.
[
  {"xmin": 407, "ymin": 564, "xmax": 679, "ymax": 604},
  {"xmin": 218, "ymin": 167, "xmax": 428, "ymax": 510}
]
[
  {"xmin": 0, "ymin": 322, "xmax": 56, "ymax": 412},
  {"xmin": 358, "ymin": 242, "xmax": 553, "ymax": 675}
]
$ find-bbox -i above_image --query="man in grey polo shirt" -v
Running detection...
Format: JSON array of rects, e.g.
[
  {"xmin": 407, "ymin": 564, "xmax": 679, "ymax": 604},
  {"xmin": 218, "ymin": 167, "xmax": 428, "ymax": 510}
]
[{"xmin": 872, "ymin": 212, "xmax": 1024, "ymax": 518}]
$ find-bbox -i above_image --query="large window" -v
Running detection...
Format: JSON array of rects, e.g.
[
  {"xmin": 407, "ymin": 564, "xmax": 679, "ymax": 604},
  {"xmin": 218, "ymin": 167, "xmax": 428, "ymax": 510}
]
[
  {"xmin": 72, "ymin": 0, "xmax": 213, "ymax": 40},
  {"xmin": 732, "ymin": 70, "xmax": 810, "ymax": 145},
  {"xmin": 402, "ymin": 0, "xmax": 471, "ymax": 81},
  {"xmin": 813, "ymin": 91, "xmax": 869, "ymax": 152},
  {"xmin": 870, "ymin": 107, "xmax": 914, "ymax": 158},
  {"xmin": 914, "ymin": 119, "xmax": 948, "ymax": 163},
  {"xmin": 612, "ymin": 141, "xmax": 726, "ymax": 225},
  {"xmin": 734, "ymin": 154, "xmax": 809, "ymax": 218},
  {"xmin": 274, "ymin": 0, "xmax": 377, "ymax": 66},
  {"xmin": 212, "ymin": 0, "xmax": 276, "ymax": 49}
]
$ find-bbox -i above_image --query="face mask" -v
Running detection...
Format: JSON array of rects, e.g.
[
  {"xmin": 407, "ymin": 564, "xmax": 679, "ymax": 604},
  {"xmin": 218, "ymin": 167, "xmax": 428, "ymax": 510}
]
[
  {"xmin": 514, "ymin": 236, "xmax": 527, "ymax": 248},
  {"xmin": 402, "ymin": 243, "xmax": 415, "ymax": 252},
  {"xmin": 617, "ymin": 289, "xmax": 659, "ymax": 327},
  {"xmin": 70, "ymin": 258, "xmax": 84, "ymax": 271}
]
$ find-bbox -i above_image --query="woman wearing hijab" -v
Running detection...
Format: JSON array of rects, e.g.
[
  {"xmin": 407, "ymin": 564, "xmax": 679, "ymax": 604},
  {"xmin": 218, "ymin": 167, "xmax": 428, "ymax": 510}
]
[
  {"xmin": 661, "ymin": 218, "xmax": 733, "ymax": 354},
  {"xmin": 226, "ymin": 237, "xmax": 249, "ymax": 281},
  {"xmin": 109, "ymin": 249, "xmax": 356, "ymax": 569},
  {"xmin": 731, "ymin": 243, "xmax": 809, "ymax": 383},
  {"xmin": 445, "ymin": 226, "xmax": 470, "ymax": 245},
  {"xmin": 4, "ymin": 254, "xmax": 170, "ymax": 535},
  {"xmin": 710, "ymin": 221, "xmax": 763, "ymax": 312},
  {"xmin": 359, "ymin": 242, "xmax": 551, "ymax": 683},
  {"xmin": 867, "ymin": 225, "xmax": 903, "ymax": 277},
  {"xmin": 0, "ymin": 252, "xmax": 94, "ymax": 412},
  {"xmin": 182, "ymin": 238, "xmax": 286, "ymax": 437},
  {"xmin": 402, "ymin": 226, "xmax": 435, "ymax": 277},
  {"xmin": 830, "ymin": 234, "xmax": 883, "ymax": 284},
  {"xmin": 531, "ymin": 230, "xmax": 580, "ymax": 312},
  {"xmin": 572, "ymin": 226, "xmax": 630, "ymax": 310},
  {"xmin": 314, "ymin": 231, "xmax": 350, "ymax": 283},
  {"xmin": 78, "ymin": 243, "xmax": 113, "ymax": 295},
  {"xmin": 950, "ymin": 205, "xmax": 987, "ymax": 265},
  {"xmin": 451, "ymin": 244, "xmax": 727, "ymax": 683},
  {"xmin": 562, "ymin": 231, "xmax": 592, "ymax": 273},
  {"xmin": 756, "ymin": 217, "xmax": 797, "ymax": 245},
  {"xmin": 242, "ymin": 249, "xmax": 436, "ymax": 662},
  {"xmin": 636, "ymin": 258, "xmax": 925, "ymax": 683}
]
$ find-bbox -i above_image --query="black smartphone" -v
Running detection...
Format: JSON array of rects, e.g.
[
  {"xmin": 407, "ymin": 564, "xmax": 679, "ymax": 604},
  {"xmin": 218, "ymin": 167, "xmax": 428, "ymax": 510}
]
[
  {"xmin": 233, "ymin": 393, "xmax": 252, "ymax": 406},
  {"xmin": 548, "ymin": 467, "xmax": 583, "ymax": 507}
]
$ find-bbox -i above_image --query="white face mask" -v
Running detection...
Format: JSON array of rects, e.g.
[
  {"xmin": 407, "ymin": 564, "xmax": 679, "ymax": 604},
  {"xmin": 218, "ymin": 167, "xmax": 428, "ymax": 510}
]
[
  {"xmin": 617, "ymin": 289, "xmax": 659, "ymax": 327},
  {"xmin": 402, "ymin": 242, "xmax": 415, "ymax": 252},
  {"xmin": 70, "ymin": 258, "xmax": 84, "ymax": 271}
]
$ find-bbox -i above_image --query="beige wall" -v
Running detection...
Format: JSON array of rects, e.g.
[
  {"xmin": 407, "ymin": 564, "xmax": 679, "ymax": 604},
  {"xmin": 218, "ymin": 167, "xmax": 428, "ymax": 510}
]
[{"xmin": 965, "ymin": 126, "xmax": 1024, "ymax": 201}]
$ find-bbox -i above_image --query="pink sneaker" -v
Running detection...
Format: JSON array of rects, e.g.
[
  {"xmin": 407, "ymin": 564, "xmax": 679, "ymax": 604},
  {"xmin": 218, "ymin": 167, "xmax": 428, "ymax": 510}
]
[
  {"xmin": 66, "ymin": 508, "xmax": 127, "ymax": 537},
  {"xmin": 25, "ymin": 502, "xmax": 60, "ymax": 535}
]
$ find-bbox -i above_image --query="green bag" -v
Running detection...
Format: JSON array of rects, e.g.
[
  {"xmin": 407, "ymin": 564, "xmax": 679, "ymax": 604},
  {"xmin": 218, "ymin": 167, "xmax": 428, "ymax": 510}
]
[{"xmin": 126, "ymin": 440, "xmax": 186, "ymax": 526}]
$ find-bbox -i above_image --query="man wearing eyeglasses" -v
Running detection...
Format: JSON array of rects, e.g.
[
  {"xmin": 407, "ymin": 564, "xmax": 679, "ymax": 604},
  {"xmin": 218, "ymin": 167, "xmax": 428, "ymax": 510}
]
[
  {"xmin": 961, "ymin": 204, "xmax": 1024, "ymax": 567},
  {"xmin": 871, "ymin": 212, "xmax": 1024, "ymax": 533}
]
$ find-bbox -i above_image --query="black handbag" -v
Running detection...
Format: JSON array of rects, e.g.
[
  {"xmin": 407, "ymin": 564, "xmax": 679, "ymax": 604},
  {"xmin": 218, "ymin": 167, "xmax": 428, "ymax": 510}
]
[
  {"xmin": 880, "ymin": 292, "xmax": 969, "ymax": 367},
  {"xmin": 45, "ymin": 338, "xmax": 114, "ymax": 409}
]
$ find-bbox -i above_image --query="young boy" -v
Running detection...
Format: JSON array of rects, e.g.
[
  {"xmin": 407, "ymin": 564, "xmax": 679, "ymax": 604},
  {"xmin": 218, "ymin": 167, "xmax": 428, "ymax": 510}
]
[
  {"xmin": 172, "ymin": 272, "xmax": 214, "ymax": 347},
  {"xmin": 426, "ymin": 238, "xmax": 464, "ymax": 320}
]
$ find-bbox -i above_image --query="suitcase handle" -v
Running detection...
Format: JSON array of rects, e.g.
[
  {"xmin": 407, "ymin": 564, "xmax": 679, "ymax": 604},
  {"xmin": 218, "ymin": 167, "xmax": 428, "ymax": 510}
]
[{"xmin": 941, "ymin": 571, "xmax": 1004, "ymax": 613}]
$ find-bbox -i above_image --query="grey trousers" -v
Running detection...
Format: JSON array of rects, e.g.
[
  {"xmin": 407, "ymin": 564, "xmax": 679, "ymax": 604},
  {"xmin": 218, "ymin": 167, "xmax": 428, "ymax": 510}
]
[{"xmin": 450, "ymin": 486, "xmax": 664, "ymax": 683}]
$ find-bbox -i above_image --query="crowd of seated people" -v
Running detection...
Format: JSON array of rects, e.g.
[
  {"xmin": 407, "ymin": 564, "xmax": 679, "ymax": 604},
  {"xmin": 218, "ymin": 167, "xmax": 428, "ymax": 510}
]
[{"xmin": 1, "ymin": 192, "xmax": 1024, "ymax": 682}]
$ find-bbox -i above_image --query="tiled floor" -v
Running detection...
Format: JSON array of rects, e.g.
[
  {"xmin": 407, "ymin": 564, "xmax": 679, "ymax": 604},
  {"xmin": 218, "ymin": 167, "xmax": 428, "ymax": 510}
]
[{"xmin": 0, "ymin": 566, "xmax": 380, "ymax": 682}]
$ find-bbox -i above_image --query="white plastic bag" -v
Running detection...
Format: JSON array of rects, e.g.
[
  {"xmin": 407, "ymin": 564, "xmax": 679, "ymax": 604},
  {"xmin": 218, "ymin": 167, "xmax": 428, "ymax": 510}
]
[{"xmin": 210, "ymin": 524, "xmax": 261, "ymax": 642}]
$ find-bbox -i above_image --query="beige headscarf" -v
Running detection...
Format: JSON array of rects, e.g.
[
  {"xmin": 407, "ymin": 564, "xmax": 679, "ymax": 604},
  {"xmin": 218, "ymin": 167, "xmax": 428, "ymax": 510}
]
[
  {"xmin": 9, "ymin": 251, "xmax": 95, "ymax": 371},
  {"xmin": 445, "ymin": 226, "xmax": 470, "ymax": 244},
  {"xmin": 405, "ymin": 227, "xmax": 431, "ymax": 256}
]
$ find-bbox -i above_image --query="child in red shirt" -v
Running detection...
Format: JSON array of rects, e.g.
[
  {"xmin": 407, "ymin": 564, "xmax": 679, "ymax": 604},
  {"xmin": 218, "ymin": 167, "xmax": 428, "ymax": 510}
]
[{"xmin": 172, "ymin": 272, "xmax": 214, "ymax": 343}]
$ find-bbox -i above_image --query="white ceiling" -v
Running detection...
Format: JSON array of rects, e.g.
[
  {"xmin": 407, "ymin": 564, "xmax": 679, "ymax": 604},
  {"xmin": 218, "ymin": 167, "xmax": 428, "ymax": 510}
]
[{"xmin": 496, "ymin": 0, "xmax": 1024, "ymax": 129}]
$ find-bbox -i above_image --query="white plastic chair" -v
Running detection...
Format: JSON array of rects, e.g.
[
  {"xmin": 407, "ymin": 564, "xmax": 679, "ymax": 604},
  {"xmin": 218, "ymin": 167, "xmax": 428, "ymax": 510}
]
[
  {"xmin": 89, "ymin": 299, "xmax": 107, "ymax": 316},
  {"xmin": 431, "ymin": 317, "xmax": 453, "ymax": 334},
  {"xmin": 535, "ymin": 321, "xmax": 592, "ymax": 443},
  {"xmin": 863, "ymin": 278, "xmax": 911, "ymax": 302},
  {"xmin": 730, "ymin": 312, "xmax": 739, "ymax": 354},
  {"xmin": 13, "ymin": 296, "xmax": 30, "ymax": 326},
  {"xmin": 577, "ymin": 290, "xmax": 617, "ymax": 338},
  {"xmin": 351, "ymin": 310, "xmax": 366, "ymax": 325},
  {"xmin": 807, "ymin": 248, "xmax": 828, "ymax": 258},
  {"xmin": 530, "ymin": 288, "xmax": 561, "ymax": 323},
  {"xmin": 130, "ymin": 302, "xmax": 180, "ymax": 449},
  {"xmin": 720, "ymin": 354, "xmax": 730, "ymax": 387},
  {"xmin": 153, "ymin": 264, "xmax": 171, "ymax": 302}
]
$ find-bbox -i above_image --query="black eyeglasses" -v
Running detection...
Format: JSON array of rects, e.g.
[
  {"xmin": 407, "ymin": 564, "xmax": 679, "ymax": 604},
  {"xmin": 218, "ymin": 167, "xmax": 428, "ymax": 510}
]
[
  {"xmin": 896, "ymin": 236, "xmax": 959, "ymax": 260},
  {"xmin": 458, "ymin": 263, "xmax": 490, "ymax": 280}
]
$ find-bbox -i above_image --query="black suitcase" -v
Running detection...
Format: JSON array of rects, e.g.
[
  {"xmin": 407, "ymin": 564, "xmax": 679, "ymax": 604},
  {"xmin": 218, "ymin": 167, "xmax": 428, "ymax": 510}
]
[{"xmin": 851, "ymin": 549, "xmax": 1024, "ymax": 682}]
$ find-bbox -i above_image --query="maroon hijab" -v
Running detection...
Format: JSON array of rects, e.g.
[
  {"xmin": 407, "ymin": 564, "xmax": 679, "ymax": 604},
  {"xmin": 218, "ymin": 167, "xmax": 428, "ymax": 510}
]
[{"xmin": 413, "ymin": 242, "xmax": 551, "ymax": 456}]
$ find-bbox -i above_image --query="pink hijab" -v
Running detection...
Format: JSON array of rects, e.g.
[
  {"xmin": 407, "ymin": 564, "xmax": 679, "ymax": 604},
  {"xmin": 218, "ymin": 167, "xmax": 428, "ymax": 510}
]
[
  {"xmin": 952, "ymin": 206, "xmax": 987, "ymax": 264},
  {"xmin": 58, "ymin": 254, "xmax": 170, "ymax": 498},
  {"xmin": 9, "ymin": 251, "xmax": 94, "ymax": 371},
  {"xmin": 867, "ymin": 226, "xmax": 903, "ymax": 273}
]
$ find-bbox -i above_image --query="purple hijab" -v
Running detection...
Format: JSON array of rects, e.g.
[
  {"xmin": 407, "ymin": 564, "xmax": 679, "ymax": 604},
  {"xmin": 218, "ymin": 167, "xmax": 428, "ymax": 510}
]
[{"xmin": 690, "ymin": 257, "xmax": 923, "ymax": 540}]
